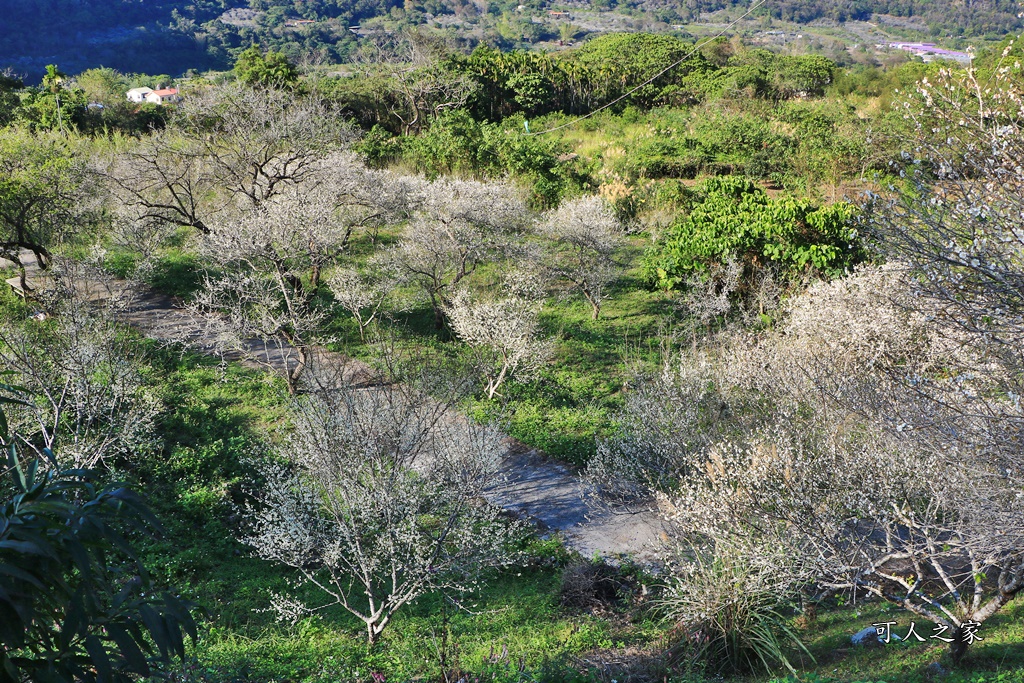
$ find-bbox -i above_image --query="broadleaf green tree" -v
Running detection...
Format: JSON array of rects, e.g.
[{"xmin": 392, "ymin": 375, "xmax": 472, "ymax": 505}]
[
  {"xmin": 0, "ymin": 377, "xmax": 196, "ymax": 682},
  {"xmin": 233, "ymin": 46, "xmax": 300, "ymax": 88},
  {"xmin": 0, "ymin": 127, "xmax": 93, "ymax": 291}
]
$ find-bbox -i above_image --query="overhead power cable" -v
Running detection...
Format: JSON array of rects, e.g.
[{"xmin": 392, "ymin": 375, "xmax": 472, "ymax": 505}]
[{"xmin": 525, "ymin": 0, "xmax": 769, "ymax": 136}]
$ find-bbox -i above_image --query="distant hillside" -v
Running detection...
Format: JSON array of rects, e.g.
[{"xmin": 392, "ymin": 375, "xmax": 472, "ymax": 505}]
[
  {"xmin": 707, "ymin": 0, "xmax": 1023, "ymax": 36},
  {"xmin": 0, "ymin": 0, "xmax": 375, "ymax": 79},
  {"xmin": 1, "ymin": 0, "xmax": 1020, "ymax": 80},
  {"xmin": 0, "ymin": 0, "xmax": 232, "ymax": 77},
  {"xmin": 0, "ymin": 0, "xmax": 266, "ymax": 39}
]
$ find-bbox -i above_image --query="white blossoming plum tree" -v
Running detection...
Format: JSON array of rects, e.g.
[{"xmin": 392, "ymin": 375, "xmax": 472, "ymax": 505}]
[
  {"xmin": 192, "ymin": 185, "xmax": 352, "ymax": 393},
  {"xmin": 103, "ymin": 84, "xmax": 354, "ymax": 254},
  {"xmin": 190, "ymin": 152, "xmax": 419, "ymax": 392},
  {"xmin": 591, "ymin": 262, "xmax": 1024, "ymax": 664},
  {"xmin": 444, "ymin": 285, "xmax": 553, "ymax": 399},
  {"xmin": 868, "ymin": 54, "xmax": 1024, "ymax": 478},
  {"xmin": 240, "ymin": 358, "xmax": 520, "ymax": 645},
  {"xmin": 326, "ymin": 267, "xmax": 391, "ymax": 342},
  {"xmin": 0, "ymin": 261, "xmax": 158, "ymax": 471},
  {"xmin": 539, "ymin": 195, "xmax": 622, "ymax": 320},
  {"xmin": 385, "ymin": 177, "xmax": 527, "ymax": 330}
]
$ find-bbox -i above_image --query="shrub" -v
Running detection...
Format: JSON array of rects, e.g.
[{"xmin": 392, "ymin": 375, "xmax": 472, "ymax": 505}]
[
  {"xmin": 559, "ymin": 561, "xmax": 628, "ymax": 611},
  {"xmin": 388, "ymin": 110, "xmax": 593, "ymax": 208},
  {"xmin": 355, "ymin": 124, "xmax": 406, "ymax": 168},
  {"xmin": 662, "ymin": 545, "xmax": 812, "ymax": 676},
  {"xmin": 642, "ymin": 176, "xmax": 862, "ymax": 290},
  {"xmin": 615, "ymin": 138, "xmax": 708, "ymax": 181},
  {"xmin": 0, "ymin": 378, "xmax": 196, "ymax": 682}
]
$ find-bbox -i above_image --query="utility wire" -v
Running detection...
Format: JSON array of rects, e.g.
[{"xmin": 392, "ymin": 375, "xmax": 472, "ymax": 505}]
[{"xmin": 525, "ymin": 0, "xmax": 769, "ymax": 136}]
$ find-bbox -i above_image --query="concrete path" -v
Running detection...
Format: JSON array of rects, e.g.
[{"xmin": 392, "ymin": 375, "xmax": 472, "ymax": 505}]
[
  {"xmin": 489, "ymin": 446, "xmax": 665, "ymax": 560},
  {"xmin": 2, "ymin": 252, "xmax": 665, "ymax": 561}
]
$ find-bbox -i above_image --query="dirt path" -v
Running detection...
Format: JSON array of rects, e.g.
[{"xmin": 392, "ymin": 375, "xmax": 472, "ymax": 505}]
[{"xmin": 3, "ymin": 253, "xmax": 666, "ymax": 561}]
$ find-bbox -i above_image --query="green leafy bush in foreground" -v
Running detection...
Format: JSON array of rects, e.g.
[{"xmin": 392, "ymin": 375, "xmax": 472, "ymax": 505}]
[
  {"xmin": 643, "ymin": 176, "xmax": 863, "ymax": 290},
  {"xmin": 0, "ymin": 376, "xmax": 196, "ymax": 683}
]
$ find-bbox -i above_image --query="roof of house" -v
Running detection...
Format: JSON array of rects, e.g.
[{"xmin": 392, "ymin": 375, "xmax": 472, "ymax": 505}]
[
  {"xmin": 151, "ymin": 88, "xmax": 179, "ymax": 97},
  {"xmin": 127, "ymin": 87, "xmax": 154, "ymax": 95}
]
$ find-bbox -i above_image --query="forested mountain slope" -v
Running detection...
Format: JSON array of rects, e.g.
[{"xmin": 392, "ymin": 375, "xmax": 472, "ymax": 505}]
[
  {"xmin": 1, "ymin": 0, "xmax": 1021, "ymax": 82},
  {"xmin": 682, "ymin": 0, "xmax": 1022, "ymax": 34}
]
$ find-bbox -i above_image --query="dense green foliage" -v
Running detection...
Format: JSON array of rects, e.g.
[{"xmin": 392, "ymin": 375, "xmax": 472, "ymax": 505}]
[
  {"xmin": 448, "ymin": 36, "xmax": 838, "ymax": 122},
  {"xmin": 642, "ymin": 176, "xmax": 863, "ymax": 289},
  {"xmin": 0, "ymin": 128, "xmax": 90, "ymax": 279},
  {"xmin": 0, "ymin": 378, "xmax": 195, "ymax": 683},
  {"xmin": 0, "ymin": 69, "xmax": 169, "ymax": 135},
  {"xmin": 344, "ymin": 35, "xmax": 898, "ymax": 206},
  {"xmin": 233, "ymin": 46, "xmax": 300, "ymax": 88},
  {"xmin": 359, "ymin": 111, "xmax": 594, "ymax": 207}
]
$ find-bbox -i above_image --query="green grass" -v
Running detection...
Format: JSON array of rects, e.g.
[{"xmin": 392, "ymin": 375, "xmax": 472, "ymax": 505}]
[
  {"xmin": 187, "ymin": 564, "xmax": 632, "ymax": 683},
  {"xmin": 120, "ymin": 337, "xmax": 658, "ymax": 683},
  {"xmin": 781, "ymin": 599, "xmax": 1024, "ymax": 683},
  {"xmin": 5, "ymin": 285, "xmax": 1020, "ymax": 683},
  {"xmin": 104, "ymin": 231, "xmax": 207, "ymax": 300},
  {"xmin": 146, "ymin": 249, "xmax": 206, "ymax": 298}
]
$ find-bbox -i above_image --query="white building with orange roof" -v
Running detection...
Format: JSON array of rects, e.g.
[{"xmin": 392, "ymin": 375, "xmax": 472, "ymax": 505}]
[{"xmin": 145, "ymin": 87, "xmax": 182, "ymax": 105}]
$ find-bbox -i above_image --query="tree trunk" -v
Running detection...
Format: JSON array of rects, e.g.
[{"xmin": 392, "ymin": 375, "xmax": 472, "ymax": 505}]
[
  {"xmin": 949, "ymin": 626, "xmax": 970, "ymax": 666},
  {"xmin": 15, "ymin": 258, "xmax": 31, "ymax": 294},
  {"xmin": 30, "ymin": 246, "xmax": 51, "ymax": 270},
  {"xmin": 366, "ymin": 616, "xmax": 390, "ymax": 646},
  {"xmin": 277, "ymin": 328, "xmax": 306, "ymax": 395},
  {"xmin": 287, "ymin": 344, "xmax": 307, "ymax": 395},
  {"xmin": 582, "ymin": 288, "xmax": 600, "ymax": 320}
]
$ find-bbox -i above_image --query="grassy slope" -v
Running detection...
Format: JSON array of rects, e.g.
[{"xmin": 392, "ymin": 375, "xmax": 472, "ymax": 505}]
[
  {"xmin": 80, "ymin": 80, "xmax": 1023, "ymax": 676},
  {"xmin": 87, "ymin": 234, "xmax": 1024, "ymax": 683},
  {"xmin": 6, "ymin": 257, "xmax": 1020, "ymax": 681},
  {"xmin": 125, "ymin": 340, "xmax": 655, "ymax": 683}
]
